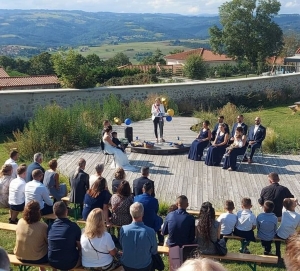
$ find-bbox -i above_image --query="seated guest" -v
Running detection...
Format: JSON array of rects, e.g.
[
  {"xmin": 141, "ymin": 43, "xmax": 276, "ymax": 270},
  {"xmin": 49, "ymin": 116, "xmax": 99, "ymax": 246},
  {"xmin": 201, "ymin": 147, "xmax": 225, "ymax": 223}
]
[
  {"xmin": 0, "ymin": 247, "xmax": 10, "ymax": 271},
  {"xmin": 14, "ymin": 201, "xmax": 48, "ymax": 270},
  {"xmin": 205, "ymin": 124, "xmax": 229, "ymax": 166},
  {"xmin": 69, "ymin": 158, "xmax": 89, "ymax": 214},
  {"xmin": 217, "ymin": 200, "xmax": 237, "ymax": 240},
  {"xmin": 26, "ymin": 152, "xmax": 45, "ymax": 182},
  {"xmin": 134, "ymin": 182, "xmax": 163, "ymax": 244},
  {"xmin": 4, "ymin": 149, "xmax": 19, "ymax": 178},
  {"xmin": 44, "ymin": 159, "xmax": 67, "ymax": 202},
  {"xmin": 177, "ymin": 258, "xmax": 227, "ymax": 271},
  {"xmin": 257, "ymin": 201, "xmax": 277, "ymax": 255},
  {"xmin": 82, "ymin": 177, "xmax": 111, "ymax": 223},
  {"xmin": 112, "ymin": 131, "xmax": 125, "ymax": 152},
  {"xmin": 233, "ymin": 198, "xmax": 256, "ymax": 254},
  {"xmin": 188, "ymin": 120, "xmax": 211, "ymax": 161},
  {"xmin": 0, "ymin": 164, "xmax": 13, "ymax": 208},
  {"xmin": 25, "ymin": 169, "xmax": 53, "ymax": 215},
  {"xmin": 196, "ymin": 202, "xmax": 220, "ymax": 255},
  {"xmin": 89, "ymin": 163, "xmax": 105, "ymax": 188},
  {"xmin": 275, "ymin": 198, "xmax": 300, "ymax": 258},
  {"xmin": 284, "ymin": 231, "xmax": 300, "ymax": 271},
  {"xmin": 244, "ymin": 117, "xmax": 266, "ymax": 163},
  {"xmin": 120, "ymin": 202, "xmax": 157, "ymax": 271},
  {"xmin": 222, "ymin": 127, "xmax": 247, "ymax": 171},
  {"xmin": 230, "ymin": 115, "xmax": 248, "ymax": 141},
  {"xmin": 48, "ymin": 201, "xmax": 81, "ymax": 270},
  {"xmin": 211, "ymin": 116, "xmax": 229, "ymax": 141},
  {"xmin": 110, "ymin": 180, "xmax": 133, "ymax": 226},
  {"xmin": 162, "ymin": 195, "xmax": 195, "ymax": 247},
  {"xmin": 133, "ymin": 166, "xmax": 155, "ymax": 197},
  {"xmin": 111, "ymin": 167, "xmax": 126, "ymax": 194},
  {"xmin": 81, "ymin": 208, "xmax": 120, "ymax": 270},
  {"xmin": 9, "ymin": 164, "xmax": 27, "ymax": 224}
]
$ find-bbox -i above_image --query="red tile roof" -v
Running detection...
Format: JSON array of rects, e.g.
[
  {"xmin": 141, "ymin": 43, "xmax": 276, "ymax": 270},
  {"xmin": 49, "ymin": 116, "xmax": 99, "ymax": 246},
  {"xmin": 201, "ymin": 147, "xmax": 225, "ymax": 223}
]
[
  {"xmin": 164, "ymin": 48, "xmax": 233, "ymax": 61},
  {"xmin": 0, "ymin": 75, "xmax": 59, "ymax": 88},
  {"xmin": 0, "ymin": 67, "xmax": 9, "ymax": 77}
]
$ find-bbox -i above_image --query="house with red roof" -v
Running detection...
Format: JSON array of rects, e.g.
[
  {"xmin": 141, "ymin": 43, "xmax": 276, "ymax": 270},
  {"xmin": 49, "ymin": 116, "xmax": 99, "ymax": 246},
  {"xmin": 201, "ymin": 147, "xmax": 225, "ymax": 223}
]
[
  {"xmin": 164, "ymin": 48, "xmax": 235, "ymax": 66},
  {"xmin": 0, "ymin": 67, "xmax": 60, "ymax": 90}
]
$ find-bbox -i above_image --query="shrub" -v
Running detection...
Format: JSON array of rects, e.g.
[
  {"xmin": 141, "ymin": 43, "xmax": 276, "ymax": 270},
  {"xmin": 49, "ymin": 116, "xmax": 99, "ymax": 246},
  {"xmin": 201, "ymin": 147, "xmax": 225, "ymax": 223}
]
[
  {"xmin": 263, "ymin": 128, "xmax": 278, "ymax": 153},
  {"xmin": 218, "ymin": 102, "xmax": 249, "ymax": 127},
  {"xmin": 158, "ymin": 201, "xmax": 172, "ymax": 217}
]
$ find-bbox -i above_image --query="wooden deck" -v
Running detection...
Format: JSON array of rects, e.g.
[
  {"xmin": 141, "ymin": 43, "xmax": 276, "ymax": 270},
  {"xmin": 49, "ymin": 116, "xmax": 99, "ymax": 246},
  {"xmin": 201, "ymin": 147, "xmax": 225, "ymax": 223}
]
[{"xmin": 57, "ymin": 117, "xmax": 300, "ymax": 214}]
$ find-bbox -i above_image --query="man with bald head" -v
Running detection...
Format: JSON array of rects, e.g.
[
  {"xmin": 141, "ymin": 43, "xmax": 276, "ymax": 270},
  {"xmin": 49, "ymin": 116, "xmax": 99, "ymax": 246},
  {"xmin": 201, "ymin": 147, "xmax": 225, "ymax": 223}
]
[{"xmin": 245, "ymin": 116, "xmax": 266, "ymax": 163}]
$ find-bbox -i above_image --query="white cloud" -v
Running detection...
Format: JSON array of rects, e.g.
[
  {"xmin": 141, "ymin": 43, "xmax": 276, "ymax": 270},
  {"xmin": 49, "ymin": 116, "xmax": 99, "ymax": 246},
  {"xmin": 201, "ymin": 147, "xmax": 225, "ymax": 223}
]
[{"xmin": 0, "ymin": 0, "xmax": 298, "ymax": 14}]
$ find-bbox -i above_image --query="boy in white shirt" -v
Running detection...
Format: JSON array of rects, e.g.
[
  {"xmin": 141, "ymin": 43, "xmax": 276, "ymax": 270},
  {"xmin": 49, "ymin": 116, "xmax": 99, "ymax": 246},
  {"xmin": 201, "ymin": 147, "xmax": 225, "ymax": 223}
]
[
  {"xmin": 257, "ymin": 200, "xmax": 278, "ymax": 255},
  {"xmin": 275, "ymin": 198, "xmax": 300, "ymax": 258},
  {"xmin": 217, "ymin": 200, "xmax": 237, "ymax": 241},
  {"xmin": 233, "ymin": 198, "xmax": 256, "ymax": 254}
]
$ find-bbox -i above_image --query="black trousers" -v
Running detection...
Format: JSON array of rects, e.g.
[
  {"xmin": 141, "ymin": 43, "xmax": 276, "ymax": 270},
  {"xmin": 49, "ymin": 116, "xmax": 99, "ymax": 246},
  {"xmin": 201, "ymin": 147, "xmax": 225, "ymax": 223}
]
[
  {"xmin": 261, "ymin": 240, "xmax": 272, "ymax": 253},
  {"xmin": 123, "ymin": 262, "xmax": 152, "ymax": 271},
  {"xmin": 153, "ymin": 117, "xmax": 163, "ymax": 139}
]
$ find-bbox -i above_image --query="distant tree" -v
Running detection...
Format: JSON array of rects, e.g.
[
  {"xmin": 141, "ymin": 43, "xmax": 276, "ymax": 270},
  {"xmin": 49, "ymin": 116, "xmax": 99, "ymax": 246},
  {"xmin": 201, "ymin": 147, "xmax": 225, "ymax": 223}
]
[
  {"xmin": 15, "ymin": 59, "xmax": 30, "ymax": 74},
  {"xmin": 52, "ymin": 50, "xmax": 96, "ymax": 88},
  {"xmin": 183, "ymin": 55, "xmax": 207, "ymax": 80},
  {"xmin": 0, "ymin": 56, "xmax": 16, "ymax": 70},
  {"xmin": 140, "ymin": 49, "xmax": 166, "ymax": 65},
  {"xmin": 105, "ymin": 52, "xmax": 131, "ymax": 67},
  {"xmin": 29, "ymin": 52, "xmax": 54, "ymax": 75},
  {"xmin": 169, "ymin": 49, "xmax": 184, "ymax": 55},
  {"xmin": 280, "ymin": 32, "xmax": 300, "ymax": 57},
  {"xmin": 86, "ymin": 53, "xmax": 104, "ymax": 68},
  {"xmin": 209, "ymin": 0, "xmax": 283, "ymax": 72}
]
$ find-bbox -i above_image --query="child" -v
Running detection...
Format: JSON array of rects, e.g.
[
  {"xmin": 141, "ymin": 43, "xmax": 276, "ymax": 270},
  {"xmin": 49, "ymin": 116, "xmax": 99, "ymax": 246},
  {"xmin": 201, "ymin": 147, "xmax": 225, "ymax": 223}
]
[
  {"xmin": 257, "ymin": 200, "xmax": 278, "ymax": 255},
  {"xmin": 233, "ymin": 197, "xmax": 256, "ymax": 254},
  {"xmin": 111, "ymin": 131, "xmax": 124, "ymax": 152},
  {"xmin": 217, "ymin": 200, "xmax": 237, "ymax": 241},
  {"xmin": 275, "ymin": 198, "xmax": 300, "ymax": 258},
  {"xmin": 225, "ymin": 130, "xmax": 243, "ymax": 156}
]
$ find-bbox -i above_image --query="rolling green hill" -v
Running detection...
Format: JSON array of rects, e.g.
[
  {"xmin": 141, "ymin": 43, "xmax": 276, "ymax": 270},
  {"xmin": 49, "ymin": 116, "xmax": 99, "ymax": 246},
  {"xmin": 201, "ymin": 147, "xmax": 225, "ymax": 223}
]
[{"xmin": 0, "ymin": 10, "xmax": 299, "ymax": 47}]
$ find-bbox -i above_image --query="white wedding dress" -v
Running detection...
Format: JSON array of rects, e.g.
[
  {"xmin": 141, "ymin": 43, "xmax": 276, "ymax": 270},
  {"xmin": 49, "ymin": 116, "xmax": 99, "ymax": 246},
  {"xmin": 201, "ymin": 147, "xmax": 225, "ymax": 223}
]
[{"xmin": 103, "ymin": 139, "xmax": 137, "ymax": 171}]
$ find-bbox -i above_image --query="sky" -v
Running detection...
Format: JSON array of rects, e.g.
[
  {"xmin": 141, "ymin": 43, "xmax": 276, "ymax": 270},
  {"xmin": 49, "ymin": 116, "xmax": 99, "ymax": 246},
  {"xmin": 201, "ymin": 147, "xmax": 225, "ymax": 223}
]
[{"xmin": 0, "ymin": 0, "xmax": 299, "ymax": 15}]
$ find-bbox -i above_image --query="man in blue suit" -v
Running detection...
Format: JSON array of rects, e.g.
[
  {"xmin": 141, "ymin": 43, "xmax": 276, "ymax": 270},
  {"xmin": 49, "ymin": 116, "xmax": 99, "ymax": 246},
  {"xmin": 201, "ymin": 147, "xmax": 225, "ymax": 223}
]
[
  {"xmin": 246, "ymin": 117, "xmax": 266, "ymax": 163},
  {"xmin": 230, "ymin": 115, "xmax": 248, "ymax": 143},
  {"xmin": 211, "ymin": 116, "xmax": 229, "ymax": 141},
  {"xmin": 26, "ymin": 152, "xmax": 45, "ymax": 182}
]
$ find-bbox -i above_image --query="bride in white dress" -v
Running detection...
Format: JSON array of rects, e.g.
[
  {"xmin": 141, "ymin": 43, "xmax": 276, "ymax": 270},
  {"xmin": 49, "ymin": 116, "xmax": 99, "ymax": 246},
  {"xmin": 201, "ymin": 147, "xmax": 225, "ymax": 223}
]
[{"xmin": 103, "ymin": 125, "xmax": 137, "ymax": 172}]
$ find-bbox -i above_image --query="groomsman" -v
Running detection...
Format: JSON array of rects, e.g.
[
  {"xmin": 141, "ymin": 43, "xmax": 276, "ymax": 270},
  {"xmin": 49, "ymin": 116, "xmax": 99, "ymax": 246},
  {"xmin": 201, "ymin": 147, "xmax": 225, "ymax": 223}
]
[{"xmin": 230, "ymin": 115, "xmax": 248, "ymax": 143}]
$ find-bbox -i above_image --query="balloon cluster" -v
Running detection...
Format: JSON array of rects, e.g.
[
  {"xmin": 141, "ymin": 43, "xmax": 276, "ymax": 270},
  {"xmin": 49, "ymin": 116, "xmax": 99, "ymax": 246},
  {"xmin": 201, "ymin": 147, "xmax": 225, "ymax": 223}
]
[{"xmin": 161, "ymin": 96, "xmax": 174, "ymax": 122}]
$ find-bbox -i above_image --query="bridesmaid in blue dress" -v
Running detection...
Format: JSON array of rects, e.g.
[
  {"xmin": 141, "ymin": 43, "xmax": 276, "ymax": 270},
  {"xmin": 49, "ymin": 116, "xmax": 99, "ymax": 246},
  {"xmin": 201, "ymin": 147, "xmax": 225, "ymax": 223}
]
[
  {"xmin": 188, "ymin": 120, "xmax": 211, "ymax": 161},
  {"xmin": 205, "ymin": 123, "xmax": 229, "ymax": 166}
]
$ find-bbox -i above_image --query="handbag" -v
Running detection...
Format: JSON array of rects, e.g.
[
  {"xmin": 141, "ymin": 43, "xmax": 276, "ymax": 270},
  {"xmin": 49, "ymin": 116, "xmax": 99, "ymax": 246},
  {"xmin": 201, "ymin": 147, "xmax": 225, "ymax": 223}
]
[
  {"xmin": 152, "ymin": 253, "xmax": 165, "ymax": 271},
  {"xmin": 211, "ymin": 238, "xmax": 227, "ymax": 256}
]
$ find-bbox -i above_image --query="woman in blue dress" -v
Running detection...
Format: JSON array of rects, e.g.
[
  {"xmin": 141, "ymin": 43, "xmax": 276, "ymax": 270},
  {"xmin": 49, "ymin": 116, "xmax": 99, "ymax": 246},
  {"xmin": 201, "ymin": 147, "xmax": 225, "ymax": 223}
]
[
  {"xmin": 188, "ymin": 120, "xmax": 211, "ymax": 161},
  {"xmin": 205, "ymin": 123, "xmax": 229, "ymax": 166},
  {"xmin": 222, "ymin": 127, "xmax": 247, "ymax": 171}
]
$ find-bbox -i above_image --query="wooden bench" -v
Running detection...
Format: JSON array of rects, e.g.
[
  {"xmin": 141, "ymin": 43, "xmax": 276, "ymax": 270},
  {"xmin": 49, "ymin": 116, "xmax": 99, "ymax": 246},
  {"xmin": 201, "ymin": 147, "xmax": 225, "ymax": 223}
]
[
  {"xmin": 42, "ymin": 213, "xmax": 57, "ymax": 220},
  {"xmin": 8, "ymin": 254, "xmax": 125, "ymax": 271},
  {"xmin": 224, "ymin": 234, "xmax": 285, "ymax": 243},
  {"xmin": 288, "ymin": 105, "xmax": 298, "ymax": 113},
  {"xmin": 187, "ymin": 210, "xmax": 222, "ymax": 217},
  {"xmin": 0, "ymin": 222, "xmax": 17, "ymax": 231}
]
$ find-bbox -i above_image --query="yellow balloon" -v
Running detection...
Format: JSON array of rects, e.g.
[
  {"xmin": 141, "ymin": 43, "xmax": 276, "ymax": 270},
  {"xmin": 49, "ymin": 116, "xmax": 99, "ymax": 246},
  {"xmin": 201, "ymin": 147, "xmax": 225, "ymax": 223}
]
[
  {"xmin": 114, "ymin": 117, "xmax": 121, "ymax": 125},
  {"xmin": 167, "ymin": 109, "xmax": 174, "ymax": 117}
]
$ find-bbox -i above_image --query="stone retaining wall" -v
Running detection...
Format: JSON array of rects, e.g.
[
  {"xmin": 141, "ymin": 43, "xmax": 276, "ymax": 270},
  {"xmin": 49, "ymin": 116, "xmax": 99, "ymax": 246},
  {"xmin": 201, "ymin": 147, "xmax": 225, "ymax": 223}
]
[{"xmin": 1, "ymin": 73, "xmax": 300, "ymax": 124}]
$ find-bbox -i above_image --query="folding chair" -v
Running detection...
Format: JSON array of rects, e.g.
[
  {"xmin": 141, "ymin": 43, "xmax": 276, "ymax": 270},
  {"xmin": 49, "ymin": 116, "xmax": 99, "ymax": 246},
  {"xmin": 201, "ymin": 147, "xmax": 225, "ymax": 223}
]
[
  {"xmin": 202, "ymin": 141, "xmax": 211, "ymax": 160},
  {"xmin": 100, "ymin": 138, "xmax": 116, "ymax": 167},
  {"xmin": 237, "ymin": 147, "xmax": 249, "ymax": 171}
]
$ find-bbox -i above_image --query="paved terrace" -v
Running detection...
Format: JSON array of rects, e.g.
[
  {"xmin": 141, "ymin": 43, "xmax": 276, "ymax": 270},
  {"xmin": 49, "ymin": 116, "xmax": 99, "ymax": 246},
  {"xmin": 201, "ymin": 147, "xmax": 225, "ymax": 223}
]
[{"xmin": 58, "ymin": 117, "xmax": 300, "ymax": 214}]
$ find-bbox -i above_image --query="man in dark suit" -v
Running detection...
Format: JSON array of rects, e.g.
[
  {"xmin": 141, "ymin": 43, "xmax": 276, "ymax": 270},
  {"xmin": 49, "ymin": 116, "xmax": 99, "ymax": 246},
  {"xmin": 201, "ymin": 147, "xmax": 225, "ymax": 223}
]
[
  {"xmin": 133, "ymin": 166, "xmax": 155, "ymax": 197},
  {"xmin": 246, "ymin": 117, "xmax": 266, "ymax": 163},
  {"xmin": 25, "ymin": 152, "xmax": 45, "ymax": 182},
  {"xmin": 230, "ymin": 115, "xmax": 248, "ymax": 138},
  {"xmin": 211, "ymin": 116, "xmax": 229, "ymax": 141}
]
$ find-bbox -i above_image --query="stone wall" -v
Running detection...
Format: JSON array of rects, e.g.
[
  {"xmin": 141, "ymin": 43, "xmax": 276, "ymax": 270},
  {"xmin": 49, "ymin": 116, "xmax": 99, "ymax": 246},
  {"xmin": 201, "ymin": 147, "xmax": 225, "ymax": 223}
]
[{"xmin": 1, "ymin": 73, "xmax": 300, "ymax": 124}]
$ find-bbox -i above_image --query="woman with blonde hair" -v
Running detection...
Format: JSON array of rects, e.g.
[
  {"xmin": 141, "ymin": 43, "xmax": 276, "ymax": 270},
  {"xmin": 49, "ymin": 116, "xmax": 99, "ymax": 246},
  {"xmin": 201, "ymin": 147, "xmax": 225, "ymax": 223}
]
[
  {"xmin": 151, "ymin": 97, "xmax": 166, "ymax": 143},
  {"xmin": 177, "ymin": 258, "xmax": 227, "ymax": 271},
  {"xmin": 81, "ymin": 208, "xmax": 120, "ymax": 270},
  {"xmin": 14, "ymin": 200, "xmax": 48, "ymax": 271},
  {"xmin": 0, "ymin": 164, "xmax": 13, "ymax": 208}
]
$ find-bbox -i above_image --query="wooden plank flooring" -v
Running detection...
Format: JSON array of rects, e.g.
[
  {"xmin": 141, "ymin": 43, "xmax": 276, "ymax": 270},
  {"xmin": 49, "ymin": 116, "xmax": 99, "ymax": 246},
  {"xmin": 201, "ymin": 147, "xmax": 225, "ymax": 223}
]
[{"xmin": 58, "ymin": 117, "xmax": 300, "ymax": 214}]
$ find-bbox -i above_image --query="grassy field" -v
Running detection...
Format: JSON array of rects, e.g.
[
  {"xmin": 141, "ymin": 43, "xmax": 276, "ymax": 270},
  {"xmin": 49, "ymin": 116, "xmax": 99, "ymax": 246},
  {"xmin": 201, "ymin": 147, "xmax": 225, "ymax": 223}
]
[{"xmin": 75, "ymin": 39, "xmax": 209, "ymax": 64}]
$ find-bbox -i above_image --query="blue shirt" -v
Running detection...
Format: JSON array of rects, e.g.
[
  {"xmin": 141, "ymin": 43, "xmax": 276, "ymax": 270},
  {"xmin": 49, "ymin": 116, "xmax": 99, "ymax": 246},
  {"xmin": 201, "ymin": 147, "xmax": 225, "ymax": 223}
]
[
  {"xmin": 134, "ymin": 193, "xmax": 160, "ymax": 230},
  {"xmin": 120, "ymin": 222, "xmax": 157, "ymax": 269},
  {"xmin": 257, "ymin": 212, "xmax": 278, "ymax": 241},
  {"xmin": 48, "ymin": 218, "xmax": 81, "ymax": 270},
  {"xmin": 161, "ymin": 208, "xmax": 195, "ymax": 247}
]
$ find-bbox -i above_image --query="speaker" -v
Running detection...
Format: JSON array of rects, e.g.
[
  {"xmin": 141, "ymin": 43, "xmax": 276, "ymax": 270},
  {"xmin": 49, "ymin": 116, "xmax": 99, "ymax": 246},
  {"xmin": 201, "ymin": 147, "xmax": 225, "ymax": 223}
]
[{"xmin": 124, "ymin": 127, "xmax": 133, "ymax": 143}]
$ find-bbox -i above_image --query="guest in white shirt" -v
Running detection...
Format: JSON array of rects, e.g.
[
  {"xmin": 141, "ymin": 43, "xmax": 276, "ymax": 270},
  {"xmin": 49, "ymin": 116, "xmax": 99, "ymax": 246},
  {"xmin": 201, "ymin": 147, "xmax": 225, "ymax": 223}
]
[
  {"xmin": 4, "ymin": 149, "xmax": 19, "ymax": 179},
  {"xmin": 25, "ymin": 169, "xmax": 53, "ymax": 215},
  {"xmin": 217, "ymin": 200, "xmax": 237, "ymax": 240},
  {"xmin": 9, "ymin": 164, "xmax": 27, "ymax": 224},
  {"xmin": 89, "ymin": 163, "xmax": 104, "ymax": 188}
]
